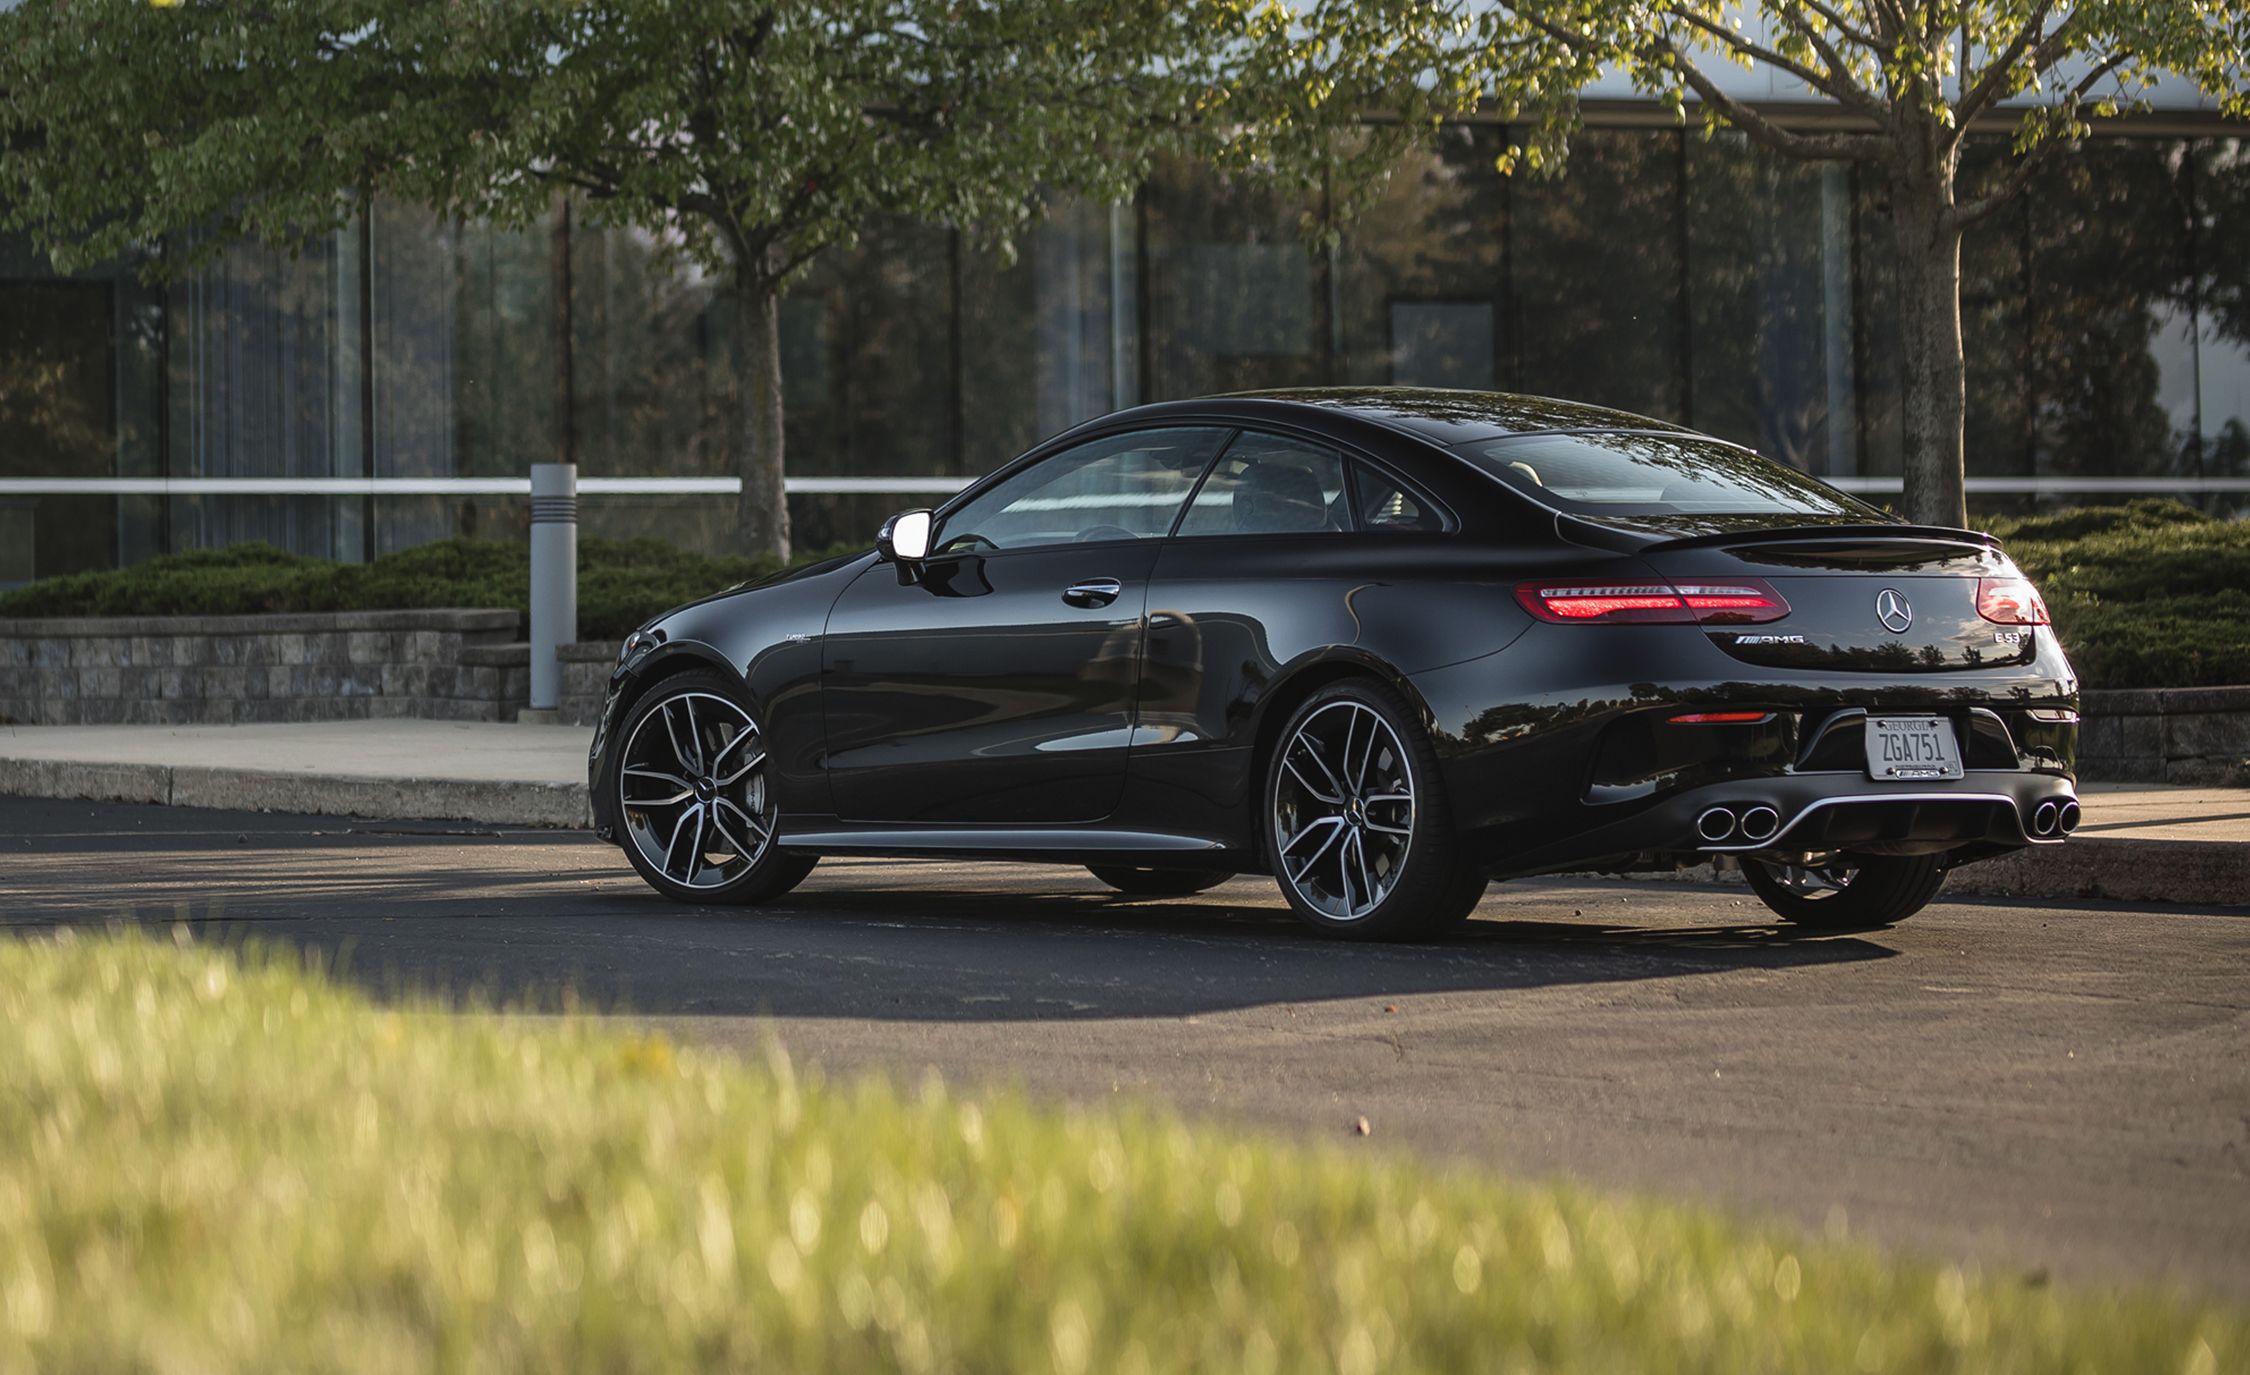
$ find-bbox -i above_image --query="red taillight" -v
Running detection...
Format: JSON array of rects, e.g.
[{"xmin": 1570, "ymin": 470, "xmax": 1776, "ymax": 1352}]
[
  {"xmin": 1976, "ymin": 576, "xmax": 2051, "ymax": 625},
  {"xmin": 1668, "ymin": 711, "xmax": 1774, "ymax": 725},
  {"xmin": 1515, "ymin": 577, "xmax": 1790, "ymax": 625},
  {"xmin": 1673, "ymin": 581, "xmax": 1791, "ymax": 624},
  {"xmin": 1513, "ymin": 584, "xmax": 1687, "ymax": 622}
]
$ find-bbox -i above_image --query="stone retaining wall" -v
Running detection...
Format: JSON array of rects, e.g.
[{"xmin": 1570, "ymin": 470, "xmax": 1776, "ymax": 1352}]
[
  {"xmin": 2078, "ymin": 686, "xmax": 2250, "ymax": 786},
  {"xmin": 464, "ymin": 640, "xmax": 614, "ymax": 726},
  {"xmin": 0, "ymin": 610, "xmax": 610, "ymax": 725}
]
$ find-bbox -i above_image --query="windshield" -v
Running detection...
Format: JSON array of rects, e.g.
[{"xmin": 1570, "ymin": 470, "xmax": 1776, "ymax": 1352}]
[{"xmin": 1458, "ymin": 431, "xmax": 1876, "ymax": 519}]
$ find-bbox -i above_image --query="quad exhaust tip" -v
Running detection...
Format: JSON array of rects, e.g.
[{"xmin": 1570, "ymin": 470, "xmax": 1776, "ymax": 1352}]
[
  {"xmin": 2032, "ymin": 800, "xmax": 2060, "ymax": 836},
  {"xmin": 2058, "ymin": 799, "xmax": 2081, "ymax": 834},
  {"xmin": 1738, "ymin": 805, "xmax": 1781, "ymax": 843},
  {"xmin": 1696, "ymin": 806, "xmax": 1737, "ymax": 842}
]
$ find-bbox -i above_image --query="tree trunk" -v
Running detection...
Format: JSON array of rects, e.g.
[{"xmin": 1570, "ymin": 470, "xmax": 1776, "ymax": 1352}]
[
  {"xmin": 733, "ymin": 273, "xmax": 792, "ymax": 562},
  {"xmin": 1889, "ymin": 184, "xmax": 1968, "ymax": 528}
]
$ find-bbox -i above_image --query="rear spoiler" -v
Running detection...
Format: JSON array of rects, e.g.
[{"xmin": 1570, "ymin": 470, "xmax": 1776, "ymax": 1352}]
[{"xmin": 1555, "ymin": 513, "xmax": 2000, "ymax": 554}]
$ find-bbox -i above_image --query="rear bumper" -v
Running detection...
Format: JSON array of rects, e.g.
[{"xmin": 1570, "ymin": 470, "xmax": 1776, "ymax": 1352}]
[
  {"xmin": 1414, "ymin": 621, "xmax": 2080, "ymax": 878},
  {"xmin": 1469, "ymin": 769, "xmax": 2076, "ymax": 878}
]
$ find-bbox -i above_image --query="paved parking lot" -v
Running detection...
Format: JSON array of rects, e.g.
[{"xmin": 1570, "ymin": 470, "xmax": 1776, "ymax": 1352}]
[{"xmin": 3, "ymin": 796, "xmax": 2246, "ymax": 1297}]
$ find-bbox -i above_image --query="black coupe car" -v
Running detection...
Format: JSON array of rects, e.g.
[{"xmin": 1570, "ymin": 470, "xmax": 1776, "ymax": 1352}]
[{"xmin": 589, "ymin": 389, "xmax": 2079, "ymax": 938}]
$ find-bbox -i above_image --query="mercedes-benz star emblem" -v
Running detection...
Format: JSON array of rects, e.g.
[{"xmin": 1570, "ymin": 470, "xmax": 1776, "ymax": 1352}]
[{"xmin": 1875, "ymin": 587, "xmax": 1914, "ymax": 634}]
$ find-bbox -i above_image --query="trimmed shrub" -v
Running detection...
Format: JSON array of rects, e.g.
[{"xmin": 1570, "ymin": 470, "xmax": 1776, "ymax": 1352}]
[
  {"xmin": 1982, "ymin": 501, "xmax": 2250, "ymax": 689},
  {"xmin": 0, "ymin": 537, "xmax": 853, "ymax": 642}
]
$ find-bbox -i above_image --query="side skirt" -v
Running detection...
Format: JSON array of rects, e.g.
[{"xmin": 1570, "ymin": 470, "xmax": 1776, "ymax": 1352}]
[{"xmin": 777, "ymin": 820, "xmax": 1248, "ymax": 870}]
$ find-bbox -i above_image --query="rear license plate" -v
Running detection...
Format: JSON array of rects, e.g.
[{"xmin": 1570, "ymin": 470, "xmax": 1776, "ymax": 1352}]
[{"xmin": 1865, "ymin": 716, "xmax": 1964, "ymax": 781}]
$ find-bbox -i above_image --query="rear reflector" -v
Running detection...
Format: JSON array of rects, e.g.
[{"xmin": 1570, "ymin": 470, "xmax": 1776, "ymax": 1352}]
[
  {"xmin": 1515, "ymin": 577, "xmax": 1790, "ymax": 625},
  {"xmin": 1668, "ymin": 711, "xmax": 1775, "ymax": 725},
  {"xmin": 1977, "ymin": 576, "xmax": 2051, "ymax": 625}
]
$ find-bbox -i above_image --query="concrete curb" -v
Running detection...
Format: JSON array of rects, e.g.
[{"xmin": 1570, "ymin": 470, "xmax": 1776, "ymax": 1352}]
[
  {"xmin": 1606, "ymin": 839, "xmax": 2249, "ymax": 909},
  {"xmin": 0, "ymin": 758, "xmax": 588, "ymax": 829},
  {"xmin": 1936, "ymin": 836, "xmax": 2250, "ymax": 908},
  {"xmin": 0, "ymin": 760, "xmax": 2238, "ymax": 906},
  {"xmin": 1595, "ymin": 839, "xmax": 2247, "ymax": 909}
]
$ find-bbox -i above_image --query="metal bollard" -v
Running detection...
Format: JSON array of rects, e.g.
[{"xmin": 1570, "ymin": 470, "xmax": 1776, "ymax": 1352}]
[{"xmin": 528, "ymin": 463, "xmax": 578, "ymax": 720}]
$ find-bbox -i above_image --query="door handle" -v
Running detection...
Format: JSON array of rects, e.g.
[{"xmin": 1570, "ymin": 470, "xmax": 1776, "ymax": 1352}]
[{"xmin": 1062, "ymin": 577, "xmax": 1123, "ymax": 608}]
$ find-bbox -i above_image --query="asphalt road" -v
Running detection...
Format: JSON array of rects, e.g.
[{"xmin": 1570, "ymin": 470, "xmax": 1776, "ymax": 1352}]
[{"xmin": 4, "ymin": 797, "xmax": 2246, "ymax": 1299}]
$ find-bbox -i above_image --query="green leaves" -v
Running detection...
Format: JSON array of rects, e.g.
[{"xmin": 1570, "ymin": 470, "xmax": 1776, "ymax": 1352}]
[
  {"xmin": 4, "ymin": 0, "xmax": 2238, "ymax": 278},
  {"xmin": 1286, "ymin": 2, "xmax": 2246, "ymax": 187},
  {"xmin": 0, "ymin": 0, "xmax": 1337, "ymax": 288}
]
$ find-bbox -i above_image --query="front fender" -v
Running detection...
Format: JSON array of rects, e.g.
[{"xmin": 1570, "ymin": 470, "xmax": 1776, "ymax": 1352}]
[{"xmin": 588, "ymin": 553, "xmax": 872, "ymax": 839}]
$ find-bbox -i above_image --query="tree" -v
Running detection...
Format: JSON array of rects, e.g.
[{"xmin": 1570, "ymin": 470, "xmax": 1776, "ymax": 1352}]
[
  {"xmin": 1305, "ymin": 1, "xmax": 2249, "ymax": 525},
  {"xmin": 0, "ymin": 0, "xmax": 1310, "ymax": 560}
]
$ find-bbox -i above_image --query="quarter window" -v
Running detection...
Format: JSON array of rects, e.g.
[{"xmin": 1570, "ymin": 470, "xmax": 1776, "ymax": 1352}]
[
  {"xmin": 1352, "ymin": 464, "xmax": 1447, "ymax": 532},
  {"xmin": 934, "ymin": 428, "xmax": 1230, "ymax": 554},
  {"xmin": 1177, "ymin": 433, "xmax": 1348, "ymax": 536}
]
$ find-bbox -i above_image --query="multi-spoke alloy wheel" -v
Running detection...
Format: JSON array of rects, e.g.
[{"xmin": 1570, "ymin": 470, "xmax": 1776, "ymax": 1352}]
[
  {"xmin": 1742, "ymin": 851, "xmax": 1945, "ymax": 929},
  {"xmin": 613, "ymin": 671, "xmax": 815, "ymax": 904},
  {"xmin": 1263, "ymin": 680, "xmax": 1486, "ymax": 939},
  {"xmin": 1763, "ymin": 858, "xmax": 1860, "ymax": 901},
  {"xmin": 1274, "ymin": 700, "xmax": 1416, "ymax": 921}
]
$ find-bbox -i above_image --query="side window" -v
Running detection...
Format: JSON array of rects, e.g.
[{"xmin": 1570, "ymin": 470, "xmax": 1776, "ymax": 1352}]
[
  {"xmin": 1353, "ymin": 463, "xmax": 1448, "ymax": 533},
  {"xmin": 934, "ymin": 427, "xmax": 1230, "ymax": 554},
  {"xmin": 1177, "ymin": 432, "xmax": 1348, "ymax": 537}
]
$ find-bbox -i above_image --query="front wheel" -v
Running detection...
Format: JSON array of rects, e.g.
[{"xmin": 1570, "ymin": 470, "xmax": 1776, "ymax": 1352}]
[
  {"xmin": 612, "ymin": 670, "xmax": 816, "ymax": 905},
  {"xmin": 1263, "ymin": 679, "xmax": 1486, "ymax": 940},
  {"xmin": 1742, "ymin": 853, "xmax": 1946, "ymax": 929}
]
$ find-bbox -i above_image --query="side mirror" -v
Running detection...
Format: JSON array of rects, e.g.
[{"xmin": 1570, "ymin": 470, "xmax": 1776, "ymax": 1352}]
[{"xmin": 876, "ymin": 508, "xmax": 933, "ymax": 563}]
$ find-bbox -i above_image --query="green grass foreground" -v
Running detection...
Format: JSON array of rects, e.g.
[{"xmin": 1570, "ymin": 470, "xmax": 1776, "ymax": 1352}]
[{"xmin": 0, "ymin": 932, "xmax": 2241, "ymax": 1373}]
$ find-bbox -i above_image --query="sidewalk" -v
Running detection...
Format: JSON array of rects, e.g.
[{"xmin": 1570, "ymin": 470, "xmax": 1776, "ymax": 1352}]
[
  {"xmin": 0, "ymin": 721, "xmax": 593, "ymax": 829},
  {"xmin": 0, "ymin": 721, "xmax": 2242, "ymax": 907},
  {"xmin": 1937, "ymin": 783, "xmax": 2250, "ymax": 907}
]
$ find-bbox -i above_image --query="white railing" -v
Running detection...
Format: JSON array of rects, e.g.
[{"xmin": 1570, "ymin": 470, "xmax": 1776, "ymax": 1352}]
[
  {"xmin": 2, "ymin": 474, "xmax": 2247, "ymax": 497},
  {"xmin": 0, "ymin": 476, "xmax": 972, "ymax": 496},
  {"xmin": 1825, "ymin": 476, "xmax": 2250, "ymax": 494}
]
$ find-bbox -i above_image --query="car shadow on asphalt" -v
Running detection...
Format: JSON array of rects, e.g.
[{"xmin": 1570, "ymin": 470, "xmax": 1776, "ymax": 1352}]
[
  {"xmin": 135, "ymin": 886, "xmax": 1898, "ymax": 1023},
  {"xmin": 1, "ymin": 798, "xmax": 1897, "ymax": 1021}
]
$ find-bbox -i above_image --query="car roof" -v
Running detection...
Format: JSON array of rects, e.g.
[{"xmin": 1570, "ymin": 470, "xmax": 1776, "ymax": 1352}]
[{"xmin": 1204, "ymin": 387, "xmax": 1698, "ymax": 445}]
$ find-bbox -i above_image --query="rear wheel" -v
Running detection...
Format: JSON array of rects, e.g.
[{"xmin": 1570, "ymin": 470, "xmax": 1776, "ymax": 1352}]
[
  {"xmin": 1742, "ymin": 853, "xmax": 1946, "ymax": 929},
  {"xmin": 1263, "ymin": 679, "xmax": 1486, "ymax": 940},
  {"xmin": 1086, "ymin": 865, "xmax": 1230, "ymax": 897}
]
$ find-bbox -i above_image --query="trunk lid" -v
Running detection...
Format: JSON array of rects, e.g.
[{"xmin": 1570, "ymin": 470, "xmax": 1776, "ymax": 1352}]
[{"xmin": 1580, "ymin": 516, "xmax": 2032, "ymax": 675}]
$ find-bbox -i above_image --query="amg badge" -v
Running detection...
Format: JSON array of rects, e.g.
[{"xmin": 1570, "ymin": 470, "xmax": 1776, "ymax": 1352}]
[{"xmin": 1734, "ymin": 632, "xmax": 1807, "ymax": 645}]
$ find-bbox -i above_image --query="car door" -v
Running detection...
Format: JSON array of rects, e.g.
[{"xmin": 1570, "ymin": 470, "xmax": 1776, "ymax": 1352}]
[
  {"xmin": 1136, "ymin": 430, "xmax": 1359, "ymax": 760},
  {"xmin": 820, "ymin": 426, "xmax": 1231, "ymax": 824},
  {"xmin": 1125, "ymin": 435, "xmax": 1468, "ymax": 835}
]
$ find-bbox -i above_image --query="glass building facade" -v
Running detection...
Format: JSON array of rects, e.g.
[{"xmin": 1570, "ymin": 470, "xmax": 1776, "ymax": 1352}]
[{"xmin": 3, "ymin": 118, "xmax": 2247, "ymax": 583}]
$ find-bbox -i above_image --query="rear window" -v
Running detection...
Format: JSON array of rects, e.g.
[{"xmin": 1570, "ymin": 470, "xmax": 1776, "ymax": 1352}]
[{"xmin": 1458, "ymin": 432, "xmax": 1875, "ymax": 518}]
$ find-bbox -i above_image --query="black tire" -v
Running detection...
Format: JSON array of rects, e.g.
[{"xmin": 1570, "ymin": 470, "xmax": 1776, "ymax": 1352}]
[
  {"xmin": 1261, "ymin": 678, "xmax": 1486, "ymax": 940},
  {"xmin": 611, "ymin": 669, "xmax": 817, "ymax": 906},
  {"xmin": 1742, "ymin": 853, "xmax": 1946, "ymax": 929},
  {"xmin": 1086, "ymin": 865, "xmax": 1231, "ymax": 897}
]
